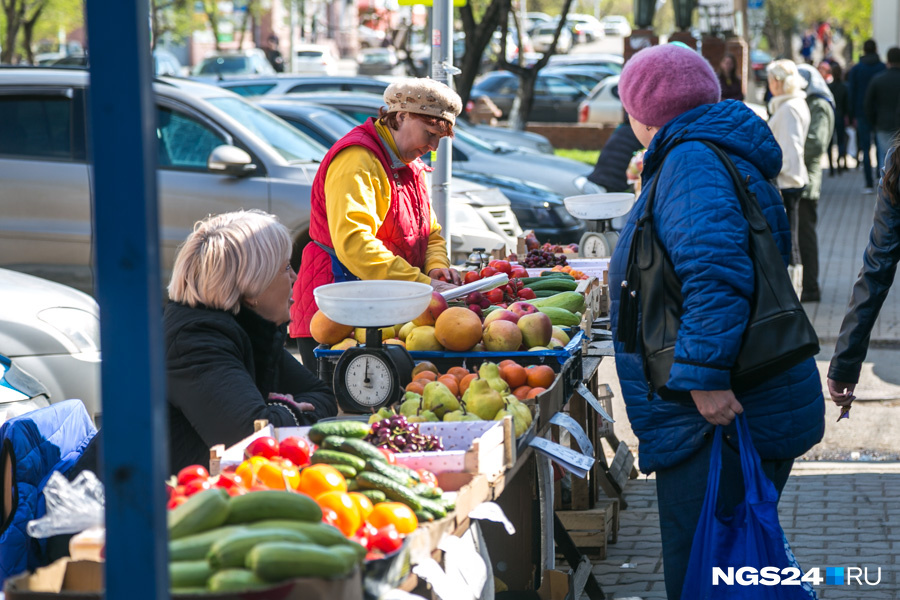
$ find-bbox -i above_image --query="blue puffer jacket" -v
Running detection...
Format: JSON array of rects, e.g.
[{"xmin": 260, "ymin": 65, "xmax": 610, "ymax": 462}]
[
  {"xmin": 0, "ymin": 400, "xmax": 96, "ymax": 583},
  {"xmin": 609, "ymin": 100, "xmax": 825, "ymax": 474}
]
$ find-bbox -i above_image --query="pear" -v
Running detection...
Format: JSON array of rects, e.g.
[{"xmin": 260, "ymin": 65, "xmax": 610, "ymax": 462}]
[
  {"xmin": 420, "ymin": 410, "xmax": 439, "ymax": 422},
  {"xmin": 443, "ymin": 410, "xmax": 465, "ymax": 422},
  {"xmin": 399, "ymin": 394, "xmax": 422, "ymax": 418},
  {"xmin": 463, "ymin": 378, "xmax": 505, "ymax": 420},
  {"xmin": 506, "ymin": 398, "xmax": 534, "ymax": 428},
  {"xmin": 493, "ymin": 407, "xmax": 527, "ymax": 437},
  {"xmin": 478, "ymin": 362, "xmax": 510, "ymax": 394},
  {"xmin": 423, "ymin": 381, "xmax": 458, "ymax": 418}
]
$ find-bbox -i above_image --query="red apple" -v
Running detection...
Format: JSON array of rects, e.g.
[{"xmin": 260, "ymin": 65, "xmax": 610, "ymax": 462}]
[
  {"xmin": 508, "ymin": 301, "xmax": 539, "ymax": 318},
  {"xmin": 412, "ymin": 291, "xmax": 449, "ymax": 327},
  {"xmin": 510, "ymin": 266, "xmax": 528, "ymax": 279},
  {"xmin": 483, "ymin": 309, "xmax": 520, "ymax": 326}
]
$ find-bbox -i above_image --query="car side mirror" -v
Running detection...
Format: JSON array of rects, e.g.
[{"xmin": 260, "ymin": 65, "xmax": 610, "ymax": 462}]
[{"xmin": 207, "ymin": 145, "xmax": 257, "ymax": 177}]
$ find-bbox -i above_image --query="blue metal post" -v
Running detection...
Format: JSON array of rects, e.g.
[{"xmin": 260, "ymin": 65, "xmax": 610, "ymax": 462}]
[{"xmin": 84, "ymin": 0, "xmax": 169, "ymax": 598}]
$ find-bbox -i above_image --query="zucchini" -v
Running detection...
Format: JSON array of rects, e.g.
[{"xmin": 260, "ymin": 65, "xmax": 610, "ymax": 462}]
[
  {"xmin": 309, "ymin": 421, "xmax": 371, "ymax": 444},
  {"xmin": 528, "ymin": 291, "xmax": 585, "ymax": 313},
  {"xmin": 333, "ymin": 464, "xmax": 359, "ymax": 479},
  {"xmin": 225, "ymin": 490, "xmax": 322, "ymax": 525},
  {"xmin": 359, "ymin": 489, "xmax": 387, "ymax": 503},
  {"xmin": 339, "ymin": 438, "xmax": 386, "ymax": 462},
  {"xmin": 169, "ymin": 525, "xmax": 247, "ymax": 561},
  {"xmin": 169, "ymin": 561, "xmax": 214, "ymax": 589},
  {"xmin": 533, "ymin": 290, "xmax": 559, "ymax": 298},
  {"xmin": 321, "ymin": 435, "xmax": 347, "ymax": 450},
  {"xmin": 537, "ymin": 306, "xmax": 581, "ymax": 327},
  {"xmin": 207, "ymin": 569, "xmax": 270, "ymax": 592},
  {"xmin": 356, "ymin": 472, "xmax": 423, "ymax": 512},
  {"xmin": 207, "ymin": 528, "xmax": 311, "ymax": 569},
  {"xmin": 311, "ymin": 449, "xmax": 367, "ymax": 472},
  {"xmin": 168, "ymin": 488, "xmax": 231, "ymax": 540},
  {"xmin": 524, "ymin": 278, "xmax": 579, "ymax": 292},
  {"xmin": 539, "ymin": 271, "xmax": 576, "ymax": 279},
  {"xmin": 247, "ymin": 542, "xmax": 354, "ymax": 581}
]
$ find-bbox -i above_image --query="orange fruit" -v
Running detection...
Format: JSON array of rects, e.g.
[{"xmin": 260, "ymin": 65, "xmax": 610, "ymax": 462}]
[
  {"xmin": 498, "ymin": 359, "xmax": 518, "ymax": 369},
  {"xmin": 367, "ymin": 502, "xmax": 419, "ymax": 534},
  {"xmin": 416, "ymin": 370, "xmax": 438, "ymax": 382},
  {"xmin": 349, "ymin": 492, "xmax": 375, "ymax": 521},
  {"xmin": 309, "ymin": 310, "xmax": 355, "ymax": 345},
  {"xmin": 297, "ymin": 464, "xmax": 347, "ymax": 499},
  {"xmin": 527, "ymin": 387, "xmax": 546, "ymax": 399},
  {"xmin": 446, "ymin": 366, "xmax": 471, "ymax": 383},
  {"xmin": 406, "ymin": 381, "xmax": 425, "ymax": 395},
  {"xmin": 459, "ymin": 373, "xmax": 478, "ymax": 395},
  {"xmin": 500, "ymin": 364, "xmax": 527, "ymax": 389},
  {"xmin": 437, "ymin": 375, "xmax": 460, "ymax": 396},
  {"xmin": 317, "ymin": 491, "xmax": 362, "ymax": 537},
  {"xmin": 526, "ymin": 365, "xmax": 555, "ymax": 389},
  {"xmin": 512, "ymin": 385, "xmax": 532, "ymax": 400}
]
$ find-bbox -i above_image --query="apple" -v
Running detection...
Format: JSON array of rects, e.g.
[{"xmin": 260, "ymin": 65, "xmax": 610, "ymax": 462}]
[
  {"xmin": 483, "ymin": 320, "xmax": 523, "ymax": 352},
  {"xmin": 412, "ymin": 291, "xmax": 449, "ymax": 327},
  {"xmin": 519, "ymin": 312, "xmax": 553, "ymax": 348},
  {"xmin": 488, "ymin": 260, "xmax": 512, "ymax": 275},
  {"xmin": 508, "ymin": 301, "xmax": 539, "ymax": 318},
  {"xmin": 483, "ymin": 309, "xmax": 520, "ymax": 327}
]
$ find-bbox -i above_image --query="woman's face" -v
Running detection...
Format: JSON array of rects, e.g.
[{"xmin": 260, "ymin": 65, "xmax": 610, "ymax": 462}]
[
  {"xmin": 390, "ymin": 112, "xmax": 446, "ymax": 163},
  {"xmin": 250, "ymin": 259, "xmax": 296, "ymax": 324},
  {"xmin": 720, "ymin": 55, "xmax": 734, "ymax": 73},
  {"xmin": 768, "ymin": 75, "xmax": 785, "ymax": 96},
  {"xmin": 628, "ymin": 114, "xmax": 658, "ymax": 148}
]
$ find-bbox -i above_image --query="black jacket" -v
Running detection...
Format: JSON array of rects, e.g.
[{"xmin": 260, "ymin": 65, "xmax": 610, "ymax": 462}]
[
  {"xmin": 864, "ymin": 67, "xmax": 900, "ymax": 133},
  {"xmin": 165, "ymin": 302, "xmax": 336, "ymax": 473},
  {"xmin": 828, "ymin": 79, "xmax": 849, "ymax": 122},
  {"xmin": 588, "ymin": 123, "xmax": 644, "ymax": 192},
  {"xmin": 829, "ymin": 148, "xmax": 900, "ymax": 383}
]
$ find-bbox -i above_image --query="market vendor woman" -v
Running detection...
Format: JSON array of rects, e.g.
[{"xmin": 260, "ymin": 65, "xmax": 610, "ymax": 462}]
[
  {"xmin": 166, "ymin": 210, "xmax": 336, "ymax": 473},
  {"xmin": 290, "ymin": 78, "xmax": 463, "ymax": 367}
]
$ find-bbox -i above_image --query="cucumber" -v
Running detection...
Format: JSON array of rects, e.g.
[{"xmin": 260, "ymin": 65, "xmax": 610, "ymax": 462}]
[
  {"xmin": 246, "ymin": 520, "xmax": 348, "ymax": 547},
  {"xmin": 311, "ymin": 449, "xmax": 367, "ymax": 472},
  {"xmin": 539, "ymin": 271, "xmax": 576, "ymax": 279},
  {"xmin": 359, "ymin": 489, "xmax": 387, "ymax": 503},
  {"xmin": 169, "ymin": 525, "xmax": 247, "ymax": 561},
  {"xmin": 225, "ymin": 490, "xmax": 322, "ymax": 525},
  {"xmin": 413, "ymin": 484, "xmax": 443, "ymax": 499},
  {"xmin": 356, "ymin": 472, "xmax": 423, "ymax": 512},
  {"xmin": 207, "ymin": 569, "xmax": 270, "ymax": 592},
  {"xmin": 169, "ymin": 561, "xmax": 214, "ymax": 589},
  {"xmin": 207, "ymin": 528, "xmax": 312, "ymax": 569},
  {"xmin": 339, "ymin": 438, "xmax": 386, "ymax": 462},
  {"xmin": 168, "ymin": 488, "xmax": 231, "ymax": 540},
  {"xmin": 333, "ymin": 464, "xmax": 359, "ymax": 479},
  {"xmin": 364, "ymin": 459, "xmax": 415, "ymax": 487},
  {"xmin": 309, "ymin": 421, "xmax": 371, "ymax": 444},
  {"xmin": 247, "ymin": 542, "xmax": 354, "ymax": 581},
  {"xmin": 414, "ymin": 509, "xmax": 436, "ymax": 522},
  {"xmin": 533, "ymin": 290, "xmax": 559, "ymax": 298},
  {"xmin": 330, "ymin": 544, "xmax": 364, "ymax": 568},
  {"xmin": 525, "ymin": 278, "xmax": 579, "ymax": 292},
  {"xmin": 537, "ymin": 306, "xmax": 581, "ymax": 327},
  {"xmin": 321, "ymin": 435, "xmax": 347, "ymax": 450},
  {"xmin": 416, "ymin": 496, "xmax": 447, "ymax": 518}
]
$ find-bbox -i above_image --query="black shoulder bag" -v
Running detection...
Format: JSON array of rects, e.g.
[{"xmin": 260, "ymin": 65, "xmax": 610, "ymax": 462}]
[{"xmin": 617, "ymin": 140, "xmax": 819, "ymax": 402}]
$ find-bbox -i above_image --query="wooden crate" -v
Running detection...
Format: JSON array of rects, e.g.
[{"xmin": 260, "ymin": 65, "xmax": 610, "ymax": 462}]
[{"xmin": 555, "ymin": 499, "xmax": 619, "ymax": 559}]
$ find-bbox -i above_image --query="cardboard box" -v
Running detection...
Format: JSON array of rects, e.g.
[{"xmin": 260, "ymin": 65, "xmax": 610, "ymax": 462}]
[{"xmin": 4, "ymin": 559, "xmax": 364, "ymax": 600}]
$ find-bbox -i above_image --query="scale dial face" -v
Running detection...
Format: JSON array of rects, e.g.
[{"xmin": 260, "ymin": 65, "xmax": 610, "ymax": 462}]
[
  {"xmin": 343, "ymin": 353, "xmax": 394, "ymax": 407},
  {"xmin": 579, "ymin": 232, "xmax": 612, "ymax": 258}
]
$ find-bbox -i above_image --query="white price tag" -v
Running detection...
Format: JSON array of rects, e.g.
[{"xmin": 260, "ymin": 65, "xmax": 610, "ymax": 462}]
[
  {"xmin": 529, "ymin": 437, "xmax": 594, "ymax": 478},
  {"xmin": 468, "ymin": 501, "xmax": 515, "ymax": 535},
  {"xmin": 549, "ymin": 412, "xmax": 594, "ymax": 457},
  {"xmin": 577, "ymin": 382, "xmax": 615, "ymax": 423}
]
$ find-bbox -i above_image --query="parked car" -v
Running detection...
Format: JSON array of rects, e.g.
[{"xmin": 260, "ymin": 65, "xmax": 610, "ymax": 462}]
[
  {"xmin": 192, "ymin": 49, "xmax": 276, "ymax": 79},
  {"xmin": 0, "ymin": 268, "xmax": 101, "ymax": 424},
  {"xmin": 750, "ymin": 49, "xmax": 773, "ymax": 83},
  {"xmin": 358, "ymin": 24, "xmax": 387, "ymax": 48},
  {"xmin": 214, "ymin": 74, "xmax": 389, "ymax": 97},
  {"xmin": 600, "ymin": 15, "xmax": 632, "ymax": 37},
  {"xmin": 547, "ymin": 52, "xmax": 623, "ymax": 72},
  {"xmin": 43, "ymin": 50, "xmax": 186, "ymax": 77},
  {"xmin": 542, "ymin": 64, "xmax": 618, "ymax": 90},
  {"xmin": 254, "ymin": 97, "xmax": 581, "ymax": 242},
  {"xmin": 470, "ymin": 70, "xmax": 591, "ymax": 122},
  {"xmin": 293, "ymin": 43, "xmax": 337, "ymax": 75},
  {"xmin": 273, "ymin": 91, "xmax": 599, "ymax": 198},
  {"xmin": 524, "ymin": 11, "xmax": 553, "ymax": 33},
  {"xmin": 357, "ymin": 47, "xmax": 401, "ymax": 76},
  {"xmin": 560, "ymin": 14, "xmax": 604, "ymax": 42},
  {"xmin": 530, "ymin": 23, "xmax": 574, "ymax": 54},
  {"xmin": 577, "ymin": 74, "xmax": 621, "ymax": 125}
]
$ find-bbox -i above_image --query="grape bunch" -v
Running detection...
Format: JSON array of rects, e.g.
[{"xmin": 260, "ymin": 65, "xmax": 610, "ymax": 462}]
[
  {"xmin": 365, "ymin": 416, "xmax": 444, "ymax": 453},
  {"xmin": 520, "ymin": 248, "xmax": 568, "ymax": 268}
]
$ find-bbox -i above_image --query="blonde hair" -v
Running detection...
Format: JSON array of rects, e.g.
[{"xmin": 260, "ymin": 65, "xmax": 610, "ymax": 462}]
[
  {"xmin": 767, "ymin": 59, "xmax": 807, "ymax": 95},
  {"xmin": 168, "ymin": 210, "xmax": 291, "ymax": 313}
]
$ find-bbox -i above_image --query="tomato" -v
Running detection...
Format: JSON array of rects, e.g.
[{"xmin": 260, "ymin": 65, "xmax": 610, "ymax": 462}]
[
  {"xmin": 366, "ymin": 550, "xmax": 385, "ymax": 561},
  {"xmin": 517, "ymin": 288, "xmax": 537, "ymax": 300},
  {"xmin": 245, "ymin": 436, "xmax": 280, "ymax": 459},
  {"xmin": 321, "ymin": 507, "xmax": 340, "ymax": 527},
  {"xmin": 317, "ymin": 491, "xmax": 362, "ymax": 537},
  {"xmin": 214, "ymin": 472, "xmax": 245, "ymax": 491},
  {"xmin": 176, "ymin": 465, "xmax": 209, "ymax": 487},
  {"xmin": 297, "ymin": 464, "xmax": 347, "ymax": 498},
  {"xmin": 367, "ymin": 502, "xmax": 419, "ymax": 535},
  {"xmin": 463, "ymin": 271, "xmax": 481, "ymax": 284},
  {"xmin": 480, "ymin": 266, "xmax": 498, "ymax": 278},
  {"xmin": 489, "ymin": 260, "xmax": 512, "ymax": 275},
  {"xmin": 235, "ymin": 456, "xmax": 270, "ymax": 486},
  {"xmin": 167, "ymin": 495, "xmax": 188, "ymax": 510},
  {"xmin": 257, "ymin": 462, "xmax": 300, "ymax": 490},
  {"xmin": 349, "ymin": 492, "xmax": 375, "ymax": 521},
  {"xmin": 376, "ymin": 448, "xmax": 397, "ymax": 465},
  {"xmin": 353, "ymin": 526, "xmax": 373, "ymax": 551},
  {"xmin": 510, "ymin": 266, "xmax": 528, "ymax": 279},
  {"xmin": 278, "ymin": 437, "xmax": 311, "ymax": 467},
  {"xmin": 485, "ymin": 288, "xmax": 504, "ymax": 304},
  {"xmin": 182, "ymin": 478, "xmax": 211, "ymax": 497},
  {"xmin": 415, "ymin": 469, "xmax": 439, "ymax": 488},
  {"xmin": 372, "ymin": 524, "xmax": 404, "ymax": 554}
]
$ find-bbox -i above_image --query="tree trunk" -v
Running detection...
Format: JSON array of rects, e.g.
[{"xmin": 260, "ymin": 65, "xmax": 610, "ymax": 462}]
[
  {"xmin": 456, "ymin": 0, "xmax": 502, "ymax": 110},
  {"xmin": 2, "ymin": 1, "xmax": 21, "ymax": 64},
  {"xmin": 22, "ymin": 0, "xmax": 47, "ymax": 65},
  {"xmin": 204, "ymin": 2, "xmax": 221, "ymax": 51},
  {"xmin": 150, "ymin": 0, "xmax": 159, "ymax": 49}
]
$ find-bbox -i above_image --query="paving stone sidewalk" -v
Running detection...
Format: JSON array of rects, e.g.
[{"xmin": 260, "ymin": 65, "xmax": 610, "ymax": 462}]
[{"xmin": 588, "ymin": 462, "xmax": 900, "ymax": 600}]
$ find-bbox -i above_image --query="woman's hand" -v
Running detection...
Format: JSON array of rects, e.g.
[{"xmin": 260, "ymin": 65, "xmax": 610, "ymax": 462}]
[
  {"xmin": 826, "ymin": 378, "xmax": 856, "ymax": 407},
  {"xmin": 429, "ymin": 278, "xmax": 457, "ymax": 293},
  {"xmin": 428, "ymin": 268, "xmax": 462, "ymax": 286},
  {"xmin": 690, "ymin": 389, "xmax": 744, "ymax": 425}
]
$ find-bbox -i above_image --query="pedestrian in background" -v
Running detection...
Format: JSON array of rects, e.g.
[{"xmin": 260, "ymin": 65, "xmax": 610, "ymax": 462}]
[
  {"xmin": 264, "ymin": 34, "xmax": 285, "ymax": 73},
  {"xmin": 800, "ymin": 29, "xmax": 816, "ymax": 65},
  {"xmin": 820, "ymin": 60, "xmax": 849, "ymax": 175},
  {"xmin": 767, "ymin": 59, "xmax": 810, "ymax": 285},
  {"xmin": 827, "ymin": 137, "xmax": 900, "ymax": 418},
  {"xmin": 796, "ymin": 64, "xmax": 835, "ymax": 303},
  {"xmin": 717, "ymin": 53, "xmax": 744, "ymax": 101},
  {"xmin": 608, "ymin": 44, "xmax": 824, "ymax": 600},
  {"xmin": 587, "ymin": 111, "xmax": 644, "ymax": 193},
  {"xmin": 864, "ymin": 46, "xmax": 900, "ymax": 176},
  {"xmin": 847, "ymin": 39, "xmax": 886, "ymax": 193}
]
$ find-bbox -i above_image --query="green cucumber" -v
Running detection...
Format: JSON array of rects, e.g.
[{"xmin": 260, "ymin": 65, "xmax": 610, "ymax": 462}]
[
  {"xmin": 356, "ymin": 472, "xmax": 423, "ymax": 512},
  {"xmin": 207, "ymin": 528, "xmax": 311, "ymax": 569},
  {"xmin": 225, "ymin": 490, "xmax": 321, "ymax": 525},
  {"xmin": 413, "ymin": 484, "xmax": 443, "ymax": 499},
  {"xmin": 416, "ymin": 496, "xmax": 447, "ymax": 518},
  {"xmin": 321, "ymin": 435, "xmax": 347, "ymax": 450},
  {"xmin": 414, "ymin": 509, "xmax": 436, "ymax": 522},
  {"xmin": 246, "ymin": 520, "xmax": 347, "ymax": 546},
  {"xmin": 525, "ymin": 278, "xmax": 579, "ymax": 292},
  {"xmin": 359, "ymin": 489, "xmax": 387, "ymax": 503},
  {"xmin": 247, "ymin": 542, "xmax": 354, "ymax": 581},
  {"xmin": 539, "ymin": 271, "xmax": 576, "ymax": 279},
  {"xmin": 309, "ymin": 421, "xmax": 371, "ymax": 444},
  {"xmin": 339, "ymin": 438, "xmax": 386, "ymax": 462},
  {"xmin": 333, "ymin": 464, "xmax": 359, "ymax": 479},
  {"xmin": 169, "ymin": 561, "xmax": 214, "ymax": 589},
  {"xmin": 168, "ymin": 488, "xmax": 231, "ymax": 540},
  {"xmin": 533, "ymin": 290, "xmax": 560, "ymax": 298},
  {"xmin": 364, "ymin": 459, "xmax": 420, "ymax": 486},
  {"xmin": 169, "ymin": 525, "xmax": 247, "ymax": 561},
  {"xmin": 207, "ymin": 569, "xmax": 270, "ymax": 592},
  {"xmin": 311, "ymin": 449, "xmax": 367, "ymax": 472}
]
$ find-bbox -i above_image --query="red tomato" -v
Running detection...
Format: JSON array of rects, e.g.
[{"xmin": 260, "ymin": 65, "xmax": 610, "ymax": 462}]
[
  {"xmin": 480, "ymin": 266, "xmax": 498, "ymax": 279},
  {"xmin": 245, "ymin": 436, "xmax": 280, "ymax": 459},
  {"xmin": 165, "ymin": 484, "xmax": 175, "ymax": 500},
  {"xmin": 214, "ymin": 472, "xmax": 245, "ymax": 491},
  {"xmin": 353, "ymin": 523, "xmax": 377, "ymax": 551},
  {"xmin": 167, "ymin": 496, "xmax": 188, "ymax": 510},
  {"xmin": 517, "ymin": 288, "xmax": 537, "ymax": 300},
  {"xmin": 366, "ymin": 550, "xmax": 385, "ymax": 561},
  {"xmin": 489, "ymin": 260, "xmax": 512, "ymax": 275},
  {"xmin": 176, "ymin": 465, "xmax": 210, "ymax": 486},
  {"xmin": 183, "ymin": 478, "xmax": 212, "ymax": 497},
  {"xmin": 279, "ymin": 437, "xmax": 311, "ymax": 466},
  {"xmin": 416, "ymin": 469, "xmax": 439, "ymax": 487},
  {"xmin": 377, "ymin": 448, "xmax": 397, "ymax": 465},
  {"xmin": 372, "ymin": 525, "xmax": 404, "ymax": 554},
  {"xmin": 321, "ymin": 507, "xmax": 340, "ymax": 527},
  {"xmin": 485, "ymin": 288, "xmax": 504, "ymax": 304},
  {"xmin": 510, "ymin": 266, "xmax": 528, "ymax": 279},
  {"xmin": 463, "ymin": 271, "xmax": 481, "ymax": 284}
]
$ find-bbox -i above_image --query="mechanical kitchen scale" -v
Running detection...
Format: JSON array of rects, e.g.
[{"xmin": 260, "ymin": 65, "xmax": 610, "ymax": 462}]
[{"xmin": 563, "ymin": 193, "xmax": 636, "ymax": 258}]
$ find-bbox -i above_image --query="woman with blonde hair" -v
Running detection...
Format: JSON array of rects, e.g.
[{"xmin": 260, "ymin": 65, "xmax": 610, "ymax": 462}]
[{"xmin": 166, "ymin": 210, "xmax": 335, "ymax": 473}]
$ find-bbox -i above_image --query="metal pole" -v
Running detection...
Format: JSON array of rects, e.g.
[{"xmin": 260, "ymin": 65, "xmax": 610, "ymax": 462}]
[
  {"xmin": 431, "ymin": 0, "xmax": 454, "ymax": 258},
  {"xmin": 84, "ymin": 0, "xmax": 169, "ymax": 598}
]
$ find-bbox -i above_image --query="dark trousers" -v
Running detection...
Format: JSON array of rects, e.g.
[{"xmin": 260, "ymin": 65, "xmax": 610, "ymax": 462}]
[
  {"xmin": 296, "ymin": 337, "xmax": 318, "ymax": 371},
  {"xmin": 857, "ymin": 118, "xmax": 875, "ymax": 187},
  {"xmin": 655, "ymin": 435, "xmax": 794, "ymax": 600},
  {"xmin": 781, "ymin": 188, "xmax": 804, "ymax": 266},
  {"xmin": 798, "ymin": 196, "xmax": 819, "ymax": 295},
  {"xmin": 828, "ymin": 121, "xmax": 848, "ymax": 173}
]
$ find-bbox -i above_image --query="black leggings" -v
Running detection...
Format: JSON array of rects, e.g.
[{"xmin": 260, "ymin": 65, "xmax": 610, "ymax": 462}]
[{"xmin": 295, "ymin": 337, "xmax": 319, "ymax": 371}]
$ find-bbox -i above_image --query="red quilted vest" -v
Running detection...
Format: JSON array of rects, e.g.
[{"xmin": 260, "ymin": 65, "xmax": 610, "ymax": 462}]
[{"xmin": 290, "ymin": 118, "xmax": 432, "ymax": 338}]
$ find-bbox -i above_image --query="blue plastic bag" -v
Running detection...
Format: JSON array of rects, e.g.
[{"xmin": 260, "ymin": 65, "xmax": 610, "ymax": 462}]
[{"xmin": 680, "ymin": 414, "xmax": 817, "ymax": 599}]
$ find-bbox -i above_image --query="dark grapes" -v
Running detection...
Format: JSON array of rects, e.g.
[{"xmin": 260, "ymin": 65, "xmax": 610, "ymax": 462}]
[{"xmin": 363, "ymin": 417, "xmax": 444, "ymax": 453}]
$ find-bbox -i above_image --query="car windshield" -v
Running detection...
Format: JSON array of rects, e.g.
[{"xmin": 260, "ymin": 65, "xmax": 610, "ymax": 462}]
[
  {"xmin": 535, "ymin": 26, "xmax": 561, "ymax": 36},
  {"xmin": 195, "ymin": 56, "xmax": 251, "ymax": 75},
  {"xmin": 297, "ymin": 51, "xmax": 325, "ymax": 58},
  {"xmin": 207, "ymin": 97, "xmax": 327, "ymax": 162}
]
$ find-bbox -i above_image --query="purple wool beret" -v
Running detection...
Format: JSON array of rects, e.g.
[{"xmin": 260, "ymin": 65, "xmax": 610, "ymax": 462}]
[{"xmin": 619, "ymin": 44, "xmax": 721, "ymax": 128}]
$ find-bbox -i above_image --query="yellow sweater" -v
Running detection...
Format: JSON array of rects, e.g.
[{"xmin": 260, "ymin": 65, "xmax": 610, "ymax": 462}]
[{"xmin": 323, "ymin": 120, "xmax": 450, "ymax": 284}]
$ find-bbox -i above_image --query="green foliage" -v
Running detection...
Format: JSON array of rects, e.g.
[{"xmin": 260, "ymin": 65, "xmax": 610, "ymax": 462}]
[
  {"xmin": 555, "ymin": 148, "xmax": 599, "ymax": 164},
  {"xmin": 32, "ymin": 0, "xmax": 82, "ymax": 48}
]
